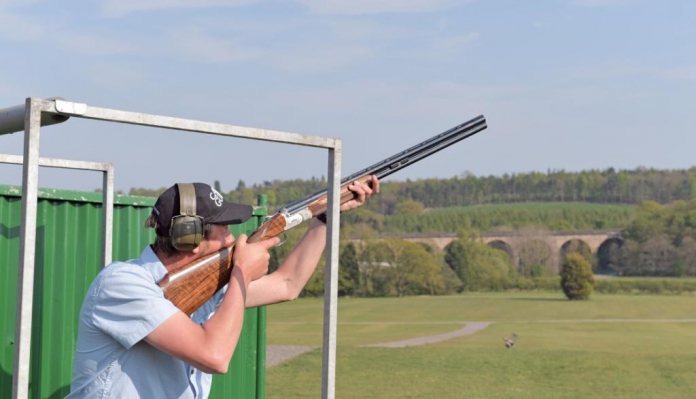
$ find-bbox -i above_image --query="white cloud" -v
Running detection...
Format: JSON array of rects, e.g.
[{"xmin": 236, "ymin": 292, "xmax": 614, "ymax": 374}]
[
  {"xmin": 661, "ymin": 67, "xmax": 696, "ymax": 81},
  {"xmin": 269, "ymin": 80, "xmax": 517, "ymax": 126},
  {"xmin": 568, "ymin": 65, "xmax": 696, "ymax": 81},
  {"xmin": 297, "ymin": 0, "xmax": 467, "ymax": 15},
  {"xmin": 167, "ymin": 30, "xmax": 262, "ymax": 64},
  {"xmin": 436, "ymin": 32, "xmax": 480, "ymax": 49},
  {"xmin": 572, "ymin": 0, "xmax": 634, "ymax": 6},
  {"xmin": 82, "ymin": 62, "xmax": 146, "ymax": 89},
  {"xmin": 0, "ymin": 0, "xmax": 42, "ymax": 9},
  {"xmin": 0, "ymin": 11, "xmax": 45, "ymax": 41},
  {"xmin": 166, "ymin": 27, "xmax": 373, "ymax": 72},
  {"xmin": 58, "ymin": 33, "xmax": 132, "ymax": 55},
  {"xmin": 0, "ymin": 9, "xmax": 132, "ymax": 55},
  {"xmin": 273, "ymin": 44, "xmax": 373, "ymax": 72},
  {"xmin": 101, "ymin": 0, "xmax": 255, "ymax": 17}
]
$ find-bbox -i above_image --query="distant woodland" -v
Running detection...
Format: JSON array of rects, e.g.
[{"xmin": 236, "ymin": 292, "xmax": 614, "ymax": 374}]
[{"xmin": 130, "ymin": 167, "xmax": 696, "ymax": 212}]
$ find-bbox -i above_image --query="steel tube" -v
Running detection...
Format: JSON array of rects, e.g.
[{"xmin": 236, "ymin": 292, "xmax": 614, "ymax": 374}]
[
  {"xmin": 53, "ymin": 100, "xmax": 338, "ymax": 148},
  {"xmin": 102, "ymin": 165, "xmax": 114, "ymax": 265},
  {"xmin": 321, "ymin": 141, "xmax": 342, "ymax": 399},
  {"xmin": 12, "ymin": 98, "xmax": 43, "ymax": 399},
  {"xmin": 0, "ymin": 101, "xmax": 69, "ymax": 136}
]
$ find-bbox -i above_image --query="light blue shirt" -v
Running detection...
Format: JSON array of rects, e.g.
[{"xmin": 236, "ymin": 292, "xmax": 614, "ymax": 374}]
[{"xmin": 67, "ymin": 246, "xmax": 226, "ymax": 399}]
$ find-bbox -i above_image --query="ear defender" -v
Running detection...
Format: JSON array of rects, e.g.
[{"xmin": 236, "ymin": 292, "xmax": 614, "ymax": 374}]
[{"xmin": 170, "ymin": 183, "xmax": 205, "ymax": 251}]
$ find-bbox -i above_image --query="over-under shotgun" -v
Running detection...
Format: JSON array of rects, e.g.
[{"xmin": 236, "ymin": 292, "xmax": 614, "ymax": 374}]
[{"xmin": 159, "ymin": 115, "xmax": 488, "ymax": 314}]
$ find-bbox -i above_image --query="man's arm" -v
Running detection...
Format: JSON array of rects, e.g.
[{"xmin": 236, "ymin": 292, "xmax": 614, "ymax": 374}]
[
  {"xmin": 145, "ymin": 235, "xmax": 277, "ymax": 374},
  {"xmin": 145, "ymin": 267, "xmax": 249, "ymax": 374},
  {"xmin": 245, "ymin": 176, "xmax": 379, "ymax": 308}
]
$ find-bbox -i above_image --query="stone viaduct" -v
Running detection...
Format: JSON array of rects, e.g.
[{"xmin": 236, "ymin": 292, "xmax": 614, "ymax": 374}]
[{"xmin": 379, "ymin": 230, "xmax": 624, "ymax": 273}]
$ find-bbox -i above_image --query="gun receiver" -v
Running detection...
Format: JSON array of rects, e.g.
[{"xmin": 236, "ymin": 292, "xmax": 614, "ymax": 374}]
[{"xmin": 159, "ymin": 115, "xmax": 487, "ymax": 314}]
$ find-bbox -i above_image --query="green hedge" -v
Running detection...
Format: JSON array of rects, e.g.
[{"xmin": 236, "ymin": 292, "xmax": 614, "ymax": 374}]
[
  {"xmin": 594, "ymin": 278, "xmax": 696, "ymax": 294},
  {"xmin": 513, "ymin": 277, "xmax": 696, "ymax": 294}
]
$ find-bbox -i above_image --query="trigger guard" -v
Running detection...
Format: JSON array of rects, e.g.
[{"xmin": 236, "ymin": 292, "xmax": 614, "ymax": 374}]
[{"xmin": 276, "ymin": 232, "xmax": 288, "ymax": 247}]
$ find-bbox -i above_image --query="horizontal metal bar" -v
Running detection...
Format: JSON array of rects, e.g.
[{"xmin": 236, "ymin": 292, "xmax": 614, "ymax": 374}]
[
  {"xmin": 48, "ymin": 99, "xmax": 339, "ymax": 149},
  {"xmin": 0, "ymin": 154, "xmax": 113, "ymax": 172}
]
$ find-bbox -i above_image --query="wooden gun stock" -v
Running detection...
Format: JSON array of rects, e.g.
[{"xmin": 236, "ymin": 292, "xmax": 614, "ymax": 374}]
[{"xmin": 159, "ymin": 116, "xmax": 487, "ymax": 314}]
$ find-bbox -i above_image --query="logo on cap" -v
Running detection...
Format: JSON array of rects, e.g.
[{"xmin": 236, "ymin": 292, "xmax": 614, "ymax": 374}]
[{"xmin": 210, "ymin": 188, "xmax": 224, "ymax": 207}]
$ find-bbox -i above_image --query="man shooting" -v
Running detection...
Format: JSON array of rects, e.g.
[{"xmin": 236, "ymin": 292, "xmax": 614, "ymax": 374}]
[{"xmin": 68, "ymin": 177, "xmax": 378, "ymax": 398}]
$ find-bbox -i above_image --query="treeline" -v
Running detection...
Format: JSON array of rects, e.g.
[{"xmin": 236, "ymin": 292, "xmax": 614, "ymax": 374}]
[
  {"xmin": 240, "ymin": 167, "xmax": 696, "ymax": 210},
  {"xmin": 372, "ymin": 167, "xmax": 696, "ymax": 210},
  {"xmin": 128, "ymin": 167, "xmax": 696, "ymax": 213},
  {"xmin": 306, "ymin": 202, "xmax": 635, "ymax": 239},
  {"xmin": 378, "ymin": 203, "xmax": 633, "ymax": 234}
]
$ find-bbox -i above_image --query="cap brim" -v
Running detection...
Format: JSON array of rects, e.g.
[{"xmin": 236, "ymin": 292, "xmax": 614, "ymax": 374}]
[{"xmin": 206, "ymin": 202, "xmax": 253, "ymax": 225}]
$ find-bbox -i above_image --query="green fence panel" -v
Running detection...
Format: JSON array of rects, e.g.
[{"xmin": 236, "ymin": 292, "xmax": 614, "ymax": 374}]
[{"xmin": 0, "ymin": 185, "xmax": 266, "ymax": 398}]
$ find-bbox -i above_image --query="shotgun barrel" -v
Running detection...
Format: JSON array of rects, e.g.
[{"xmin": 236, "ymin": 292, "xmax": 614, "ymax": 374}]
[{"xmin": 283, "ymin": 115, "xmax": 487, "ymax": 214}]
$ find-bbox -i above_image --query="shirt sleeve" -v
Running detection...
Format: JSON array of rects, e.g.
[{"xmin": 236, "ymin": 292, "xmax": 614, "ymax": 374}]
[{"xmin": 91, "ymin": 265, "xmax": 180, "ymax": 349}]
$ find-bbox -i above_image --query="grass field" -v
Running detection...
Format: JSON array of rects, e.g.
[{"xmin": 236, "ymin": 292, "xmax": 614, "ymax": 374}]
[{"xmin": 266, "ymin": 293, "xmax": 696, "ymax": 398}]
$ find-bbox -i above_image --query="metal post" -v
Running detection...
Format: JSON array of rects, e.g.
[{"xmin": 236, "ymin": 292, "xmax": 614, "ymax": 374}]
[
  {"xmin": 102, "ymin": 165, "xmax": 114, "ymax": 265},
  {"xmin": 12, "ymin": 98, "xmax": 42, "ymax": 399},
  {"xmin": 321, "ymin": 141, "xmax": 342, "ymax": 399}
]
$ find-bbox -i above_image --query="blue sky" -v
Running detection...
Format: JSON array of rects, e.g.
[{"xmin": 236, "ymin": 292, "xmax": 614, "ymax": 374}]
[{"xmin": 1, "ymin": 0, "xmax": 694, "ymax": 193}]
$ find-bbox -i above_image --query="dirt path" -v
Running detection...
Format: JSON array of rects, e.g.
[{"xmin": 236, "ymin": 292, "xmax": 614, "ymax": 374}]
[
  {"xmin": 266, "ymin": 345, "xmax": 315, "ymax": 367},
  {"xmin": 266, "ymin": 321, "xmax": 491, "ymax": 367},
  {"xmin": 364, "ymin": 321, "xmax": 491, "ymax": 348}
]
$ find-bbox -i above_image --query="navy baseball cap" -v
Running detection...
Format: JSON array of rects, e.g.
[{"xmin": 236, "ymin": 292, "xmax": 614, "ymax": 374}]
[{"xmin": 152, "ymin": 182, "xmax": 253, "ymax": 236}]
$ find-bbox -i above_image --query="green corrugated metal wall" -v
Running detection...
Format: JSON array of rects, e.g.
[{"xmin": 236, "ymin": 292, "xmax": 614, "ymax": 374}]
[{"xmin": 0, "ymin": 185, "xmax": 266, "ymax": 398}]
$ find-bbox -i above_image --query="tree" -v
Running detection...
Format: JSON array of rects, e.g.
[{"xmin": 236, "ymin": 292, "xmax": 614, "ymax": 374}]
[
  {"xmin": 339, "ymin": 243, "xmax": 360, "ymax": 296},
  {"xmin": 560, "ymin": 252, "xmax": 594, "ymax": 300},
  {"xmin": 394, "ymin": 199, "xmax": 425, "ymax": 215},
  {"xmin": 444, "ymin": 231, "xmax": 517, "ymax": 291},
  {"xmin": 358, "ymin": 238, "xmax": 448, "ymax": 296},
  {"xmin": 561, "ymin": 239, "xmax": 595, "ymax": 269},
  {"xmin": 398, "ymin": 243, "xmax": 444, "ymax": 295}
]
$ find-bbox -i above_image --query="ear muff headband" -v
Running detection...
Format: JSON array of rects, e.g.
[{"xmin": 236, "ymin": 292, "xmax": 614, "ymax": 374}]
[
  {"xmin": 170, "ymin": 183, "xmax": 204, "ymax": 251},
  {"xmin": 179, "ymin": 182, "xmax": 196, "ymax": 216}
]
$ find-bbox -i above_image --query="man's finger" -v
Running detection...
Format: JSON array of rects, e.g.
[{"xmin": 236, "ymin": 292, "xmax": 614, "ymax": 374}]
[
  {"xmin": 351, "ymin": 181, "xmax": 369, "ymax": 200},
  {"xmin": 371, "ymin": 175, "xmax": 380, "ymax": 193},
  {"xmin": 259, "ymin": 236, "xmax": 281, "ymax": 249},
  {"xmin": 236, "ymin": 234, "xmax": 248, "ymax": 247}
]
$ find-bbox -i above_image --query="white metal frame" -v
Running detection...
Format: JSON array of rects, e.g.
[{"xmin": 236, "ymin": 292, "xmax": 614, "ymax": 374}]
[
  {"xmin": 0, "ymin": 154, "xmax": 115, "ymax": 266},
  {"xmin": 1, "ymin": 97, "xmax": 343, "ymax": 399}
]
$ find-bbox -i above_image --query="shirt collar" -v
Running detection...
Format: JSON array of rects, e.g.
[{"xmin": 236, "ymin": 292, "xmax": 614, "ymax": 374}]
[{"xmin": 138, "ymin": 245, "xmax": 169, "ymax": 283}]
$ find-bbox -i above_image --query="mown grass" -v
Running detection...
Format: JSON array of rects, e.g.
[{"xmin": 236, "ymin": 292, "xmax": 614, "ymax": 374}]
[{"xmin": 266, "ymin": 293, "xmax": 696, "ymax": 398}]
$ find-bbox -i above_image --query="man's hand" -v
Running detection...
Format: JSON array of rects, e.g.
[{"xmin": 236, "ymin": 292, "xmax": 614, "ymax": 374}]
[
  {"xmin": 340, "ymin": 175, "xmax": 380, "ymax": 212},
  {"xmin": 232, "ymin": 234, "xmax": 280, "ymax": 283}
]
